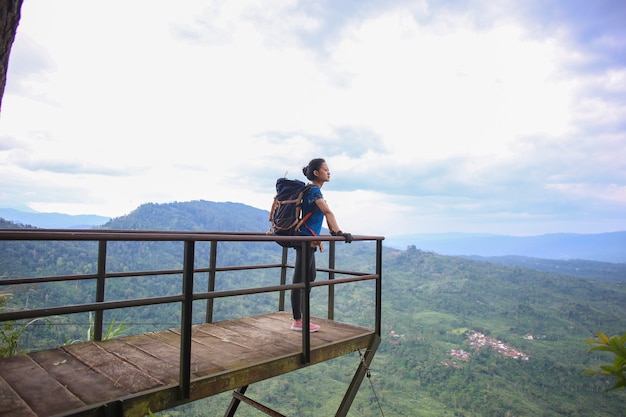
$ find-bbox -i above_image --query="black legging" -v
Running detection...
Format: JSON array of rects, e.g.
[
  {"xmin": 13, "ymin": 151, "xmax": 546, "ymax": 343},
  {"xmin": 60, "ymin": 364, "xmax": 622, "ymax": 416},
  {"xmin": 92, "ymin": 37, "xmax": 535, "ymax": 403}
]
[{"xmin": 291, "ymin": 245, "xmax": 317, "ymax": 320}]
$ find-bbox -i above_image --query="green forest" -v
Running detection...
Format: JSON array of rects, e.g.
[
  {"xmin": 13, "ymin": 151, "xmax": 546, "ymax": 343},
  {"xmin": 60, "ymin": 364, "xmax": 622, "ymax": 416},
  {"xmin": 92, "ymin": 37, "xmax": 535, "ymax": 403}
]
[{"xmin": 1, "ymin": 201, "xmax": 625, "ymax": 416}]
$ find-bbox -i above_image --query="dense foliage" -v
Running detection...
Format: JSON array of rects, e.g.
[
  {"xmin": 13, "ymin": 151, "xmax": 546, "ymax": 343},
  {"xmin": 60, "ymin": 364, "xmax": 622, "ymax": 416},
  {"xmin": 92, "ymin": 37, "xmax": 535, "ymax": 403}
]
[
  {"xmin": 2, "ymin": 203, "xmax": 626, "ymax": 416},
  {"xmin": 584, "ymin": 332, "xmax": 626, "ymax": 391}
]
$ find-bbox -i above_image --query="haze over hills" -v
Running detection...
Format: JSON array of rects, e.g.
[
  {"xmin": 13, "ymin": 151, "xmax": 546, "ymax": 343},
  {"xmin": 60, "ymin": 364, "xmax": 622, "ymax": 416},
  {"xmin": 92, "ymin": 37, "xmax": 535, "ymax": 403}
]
[
  {"xmin": 384, "ymin": 232, "xmax": 626, "ymax": 263},
  {"xmin": 1, "ymin": 204, "xmax": 625, "ymax": 263},
  {"xmin": 0, "ymin": 208, "xmax": 110, "ymax": 229}
]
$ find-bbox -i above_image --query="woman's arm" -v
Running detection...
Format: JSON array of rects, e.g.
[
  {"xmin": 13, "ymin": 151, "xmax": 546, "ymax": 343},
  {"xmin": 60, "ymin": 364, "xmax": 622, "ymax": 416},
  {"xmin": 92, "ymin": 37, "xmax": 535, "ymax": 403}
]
[
  {"xmin": 315, "ymin": 197, "xmax": 353, "ymax": 243},
  {"xmin": 315, "ymin": 198, "xmax": 340, "ymax": 233}
]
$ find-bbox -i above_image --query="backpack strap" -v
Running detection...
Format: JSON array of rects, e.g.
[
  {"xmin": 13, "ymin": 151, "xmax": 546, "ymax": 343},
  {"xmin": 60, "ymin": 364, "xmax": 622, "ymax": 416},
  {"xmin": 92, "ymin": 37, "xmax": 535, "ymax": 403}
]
[
  {"xmin": 268, "ymin": 196, "xmax": 278, "ymax": 223},
  {"xmin": 294, "ymin": 184, "xmax": 318, "ymax": 233},
  {"xmin": 294, "ymin": 211, "xmax": 313, "ymax": 233}
]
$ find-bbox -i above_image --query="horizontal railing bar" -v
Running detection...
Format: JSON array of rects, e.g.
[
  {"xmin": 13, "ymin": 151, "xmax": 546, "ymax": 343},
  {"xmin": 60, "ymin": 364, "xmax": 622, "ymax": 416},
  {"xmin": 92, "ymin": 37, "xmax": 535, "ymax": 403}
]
[
  {"xmin": 0, "ymin": 264, "xmax": 284, "ymax": 285},
  {"xmin": 1, "ymin": 273, "xmax": 98, "ymax": 286},
  {"xmin": 193, "ymin": 274, "xmax": 379, "ymax": 301},
  {"xmin": 316, "ymin": 267, "xmax": 371, "ymax": 276},
  {"xmin": 0, "ymin": 229, "xmax": 383, "ymax": 243},
  {"xmin": 209, "ymin": 264, "xmax": 283, "ymax": 273},
  {"xmin": 100, "ymin": 269, "xmax": 181, "ymax": 278},
  {"xmin": 0, "ymin": 269, "xmax": 183, "ymax": 285},
  {"xmin": 0, "ymin": 274, "xmax": 380, "ymax": 323},
  {"xmin": 312, "ymin": 274, "xmax": 379, "ymax": 287},
  {"xmin": 192, "ymin": 283, "xmax": 305, "ymax": 300},
  {"xmin": 0, "ymin": 295, "xmax": 184, "ymax": 322},
  {"xmin": 1, "ymin": 266, "xmax": 372, "ymax": 286}
]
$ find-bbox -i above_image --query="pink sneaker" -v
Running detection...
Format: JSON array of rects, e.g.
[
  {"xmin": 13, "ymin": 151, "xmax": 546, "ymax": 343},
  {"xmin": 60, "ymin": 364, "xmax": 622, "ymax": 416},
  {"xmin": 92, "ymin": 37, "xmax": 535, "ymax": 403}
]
[{"xmin": 290, "ymin": 319, "xmax": 320, "ymax": 332}]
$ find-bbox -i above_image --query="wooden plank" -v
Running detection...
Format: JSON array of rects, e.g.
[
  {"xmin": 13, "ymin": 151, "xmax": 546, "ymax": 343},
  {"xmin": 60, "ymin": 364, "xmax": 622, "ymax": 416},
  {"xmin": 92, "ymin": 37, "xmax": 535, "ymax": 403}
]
[
  {"xmin": 145, "ymin": 331, "xmax": 227, "ymax": 376},
  {"xmin": 194, "ymin": 335, "xmax": 270, "ymax": 363},
  {"xmin": 216, "ymin": 314, "xmax": 313, "ymax": 352},
  {"xmin": 247, "ymin": 313, "xmax": 369, "ymax": 346},
  {"xmin": 204, "ymin": 314, "xmax": 373, "ymax": 364},
  {"xmin": 217, "ymin": 318, "xmax": 294, "ymax": 353},
  {"xmin": 29, "ymin": 349, "xmax": 128, "ymax": 405},
  {"xmin": 173, "ymin": 325, "xmax": 275, "ymax": 362},
  {"xmin": 188, "ymin": 331, "xmax": 272, "ymax": 372},
  {"xmin": 244, "ymin": 312, "xmax": 293, "ymax": 328},
  {"xmin": 0, "ymin": 374, "xmax": 37, "ymax": 417},
  {"xmin": 99, "ymin": 340, "xmax": 179, "ymax": 385},
  {"xmin": 123, "ymin": 333, "xmax": 182, "ymax": 367},
  {"xmin": 62, "ymin": 341, "xmax": 163, "ymax": 393},
  {"xmin": 0, "ymin": 354, "xmax": 85, "ymax": 416},
  {"xmin": 214, "ymin": 316, "xmax": 302, "ymax": 348},
  {"xmin": 198, "ymin": 322, "xmax": 299, "ymax": 357},
  {"xmin": 245, "ymin": 312, "xmax": 298, "ymax": 335}
]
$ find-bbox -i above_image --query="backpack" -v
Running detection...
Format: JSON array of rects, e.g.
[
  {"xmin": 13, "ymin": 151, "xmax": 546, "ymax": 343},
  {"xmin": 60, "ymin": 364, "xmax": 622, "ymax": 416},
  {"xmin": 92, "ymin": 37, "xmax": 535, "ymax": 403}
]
[{"xmin": 268, "ymin": 178, "xmax": 314, "ymax": 247}]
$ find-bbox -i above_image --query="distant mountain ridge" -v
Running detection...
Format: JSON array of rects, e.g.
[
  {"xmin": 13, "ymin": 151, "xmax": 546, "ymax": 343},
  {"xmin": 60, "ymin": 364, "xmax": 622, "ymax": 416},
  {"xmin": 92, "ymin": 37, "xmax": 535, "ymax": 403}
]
[
  {"xmin": 2, "ymin": 204, "xmax": 624, "ymax": 263},
  {"xmin": 0, "ymin": 208, "xmax": 110, "ymax": 229},
  {"xmin": 385, "ymin": 231, "xmax": 626, "ymax": 263}
]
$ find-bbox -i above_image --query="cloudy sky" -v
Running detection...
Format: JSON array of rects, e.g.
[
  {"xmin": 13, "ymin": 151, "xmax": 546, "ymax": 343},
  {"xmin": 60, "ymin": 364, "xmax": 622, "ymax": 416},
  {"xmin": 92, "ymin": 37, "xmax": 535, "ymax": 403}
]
[{"xmin": 1, "ymin": 0, "xmax": 625, "ymax": 237}]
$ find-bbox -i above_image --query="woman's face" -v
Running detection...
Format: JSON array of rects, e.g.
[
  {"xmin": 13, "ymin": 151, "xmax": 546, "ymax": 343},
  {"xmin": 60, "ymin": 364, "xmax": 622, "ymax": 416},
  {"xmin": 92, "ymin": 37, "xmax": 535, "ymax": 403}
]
[{"xmin": 315, "ymin": 162, "xmax": 331, "ymax": 183}]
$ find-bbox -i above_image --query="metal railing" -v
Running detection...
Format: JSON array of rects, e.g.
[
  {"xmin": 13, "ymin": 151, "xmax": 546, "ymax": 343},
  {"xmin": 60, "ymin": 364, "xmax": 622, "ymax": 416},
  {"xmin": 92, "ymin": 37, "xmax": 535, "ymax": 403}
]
[{"xmin": 0, "ymin": 229, "xmax": 383, "ymax": 400}]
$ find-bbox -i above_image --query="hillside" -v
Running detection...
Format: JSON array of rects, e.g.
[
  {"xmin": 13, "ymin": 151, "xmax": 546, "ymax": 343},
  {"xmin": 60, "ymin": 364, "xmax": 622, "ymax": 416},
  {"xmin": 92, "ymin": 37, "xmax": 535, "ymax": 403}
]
[{"xmin": 2, "ymin": 201, "xmax": 626, "ymax": 416}]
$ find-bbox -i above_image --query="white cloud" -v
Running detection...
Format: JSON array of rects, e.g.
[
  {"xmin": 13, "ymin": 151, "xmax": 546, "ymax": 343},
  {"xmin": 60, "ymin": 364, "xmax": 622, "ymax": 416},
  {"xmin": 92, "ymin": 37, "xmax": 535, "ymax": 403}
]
[
  {"xmin": 1, "ymin": 0, "xmax": 624, "ymax": 236},
  {"xmin": 326, "ymin": 13, "xmax": 574, "ymax": 159}
]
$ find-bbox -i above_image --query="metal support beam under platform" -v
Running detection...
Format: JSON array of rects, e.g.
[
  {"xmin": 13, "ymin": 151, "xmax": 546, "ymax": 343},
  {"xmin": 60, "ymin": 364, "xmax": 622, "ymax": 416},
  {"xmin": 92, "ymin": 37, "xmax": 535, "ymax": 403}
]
[{"xmin": 223, "ymin": 334, "xmax": 382, "ymax": 417}]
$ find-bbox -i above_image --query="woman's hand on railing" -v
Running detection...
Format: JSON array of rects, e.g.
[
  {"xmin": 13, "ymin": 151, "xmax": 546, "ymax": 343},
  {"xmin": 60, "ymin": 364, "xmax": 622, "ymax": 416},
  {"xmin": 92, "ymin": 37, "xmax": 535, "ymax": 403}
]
[{"xmin": 331, "ymin": 231, "xmax": 353, "ymax": 243}]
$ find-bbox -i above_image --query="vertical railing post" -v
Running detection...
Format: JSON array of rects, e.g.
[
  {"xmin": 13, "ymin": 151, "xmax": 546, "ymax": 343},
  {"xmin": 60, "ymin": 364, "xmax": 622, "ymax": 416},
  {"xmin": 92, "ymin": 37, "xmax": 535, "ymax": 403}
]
[
  {"xmin": 301, "ymin": 240, "xmax": 311, "ymax": 364},
  {"xmin": 180, "ymin": 240, "xmax": 195, "ymax": 400},
  {"xmin": 375, "ymin": 239, "xmax": 383, "ymax": 336},
  {"xmin": 205, "ymin": 240, "xmax": 217, "ymax": 324},
  {"xmin": 94, "ymin": 240, "xmax": 107, "ymax": 341},
  {"xmin": 328, "ymin": 240, "xmax": 336, "ymax": 320},
  {"xmin": 278, "ymin": 246, "xmax": 289, "ymax": 312}
]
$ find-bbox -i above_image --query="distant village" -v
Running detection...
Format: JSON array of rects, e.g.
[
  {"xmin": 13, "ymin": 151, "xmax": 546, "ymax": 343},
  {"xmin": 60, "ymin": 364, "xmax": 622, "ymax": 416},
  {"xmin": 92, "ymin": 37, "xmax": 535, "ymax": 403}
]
[
  {"xmin": 388, "ymin": 329, "xmax": 531, "ymax": 368},
  {"xmin": 443, "ymin": 330, "xmax": 530, "ymax": 367}
]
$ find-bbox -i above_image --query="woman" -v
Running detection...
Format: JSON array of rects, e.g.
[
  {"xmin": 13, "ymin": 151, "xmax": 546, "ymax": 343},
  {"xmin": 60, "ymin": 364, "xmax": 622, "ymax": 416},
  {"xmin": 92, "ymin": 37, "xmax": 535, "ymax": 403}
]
[{"xmin": 290, "ymin": 158, "xmax": 353, "ymax": 332}]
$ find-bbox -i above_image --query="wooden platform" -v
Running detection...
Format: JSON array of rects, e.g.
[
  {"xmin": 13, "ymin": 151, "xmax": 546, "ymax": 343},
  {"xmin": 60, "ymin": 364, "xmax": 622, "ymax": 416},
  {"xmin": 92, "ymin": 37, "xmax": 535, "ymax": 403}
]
[{"xmin": 0, "ymin": 312, "xmax": 376, "ymax": 417}]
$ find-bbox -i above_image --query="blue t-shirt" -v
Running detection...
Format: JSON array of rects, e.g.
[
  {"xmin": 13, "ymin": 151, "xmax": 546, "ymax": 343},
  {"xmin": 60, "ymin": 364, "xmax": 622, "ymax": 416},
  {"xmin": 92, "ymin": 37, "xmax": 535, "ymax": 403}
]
[{"xmin": 297, "ymin": 185, "xmax": 323, "ymax": 236}]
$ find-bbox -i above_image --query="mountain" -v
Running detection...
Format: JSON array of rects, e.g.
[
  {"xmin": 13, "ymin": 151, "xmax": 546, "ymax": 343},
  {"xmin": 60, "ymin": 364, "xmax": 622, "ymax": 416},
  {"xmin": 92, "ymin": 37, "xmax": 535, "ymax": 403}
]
[
  {"xmin": 101, "ymin": 200, "xmax": 270, "ymax": 232},
  {"xmin": 385, "ymin": 231, "xmax": 626, "ymax": 263},
  {"xmin": 0, "ymin": 201, "xmax": 271, "ymax": 233},
  {"xmin": 0, "ymin": 208, "xmax": 110, "ymax": 229},
  {"xmin": 3, "ymin": 201, "xmax": 626, "ymax": 416}
]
